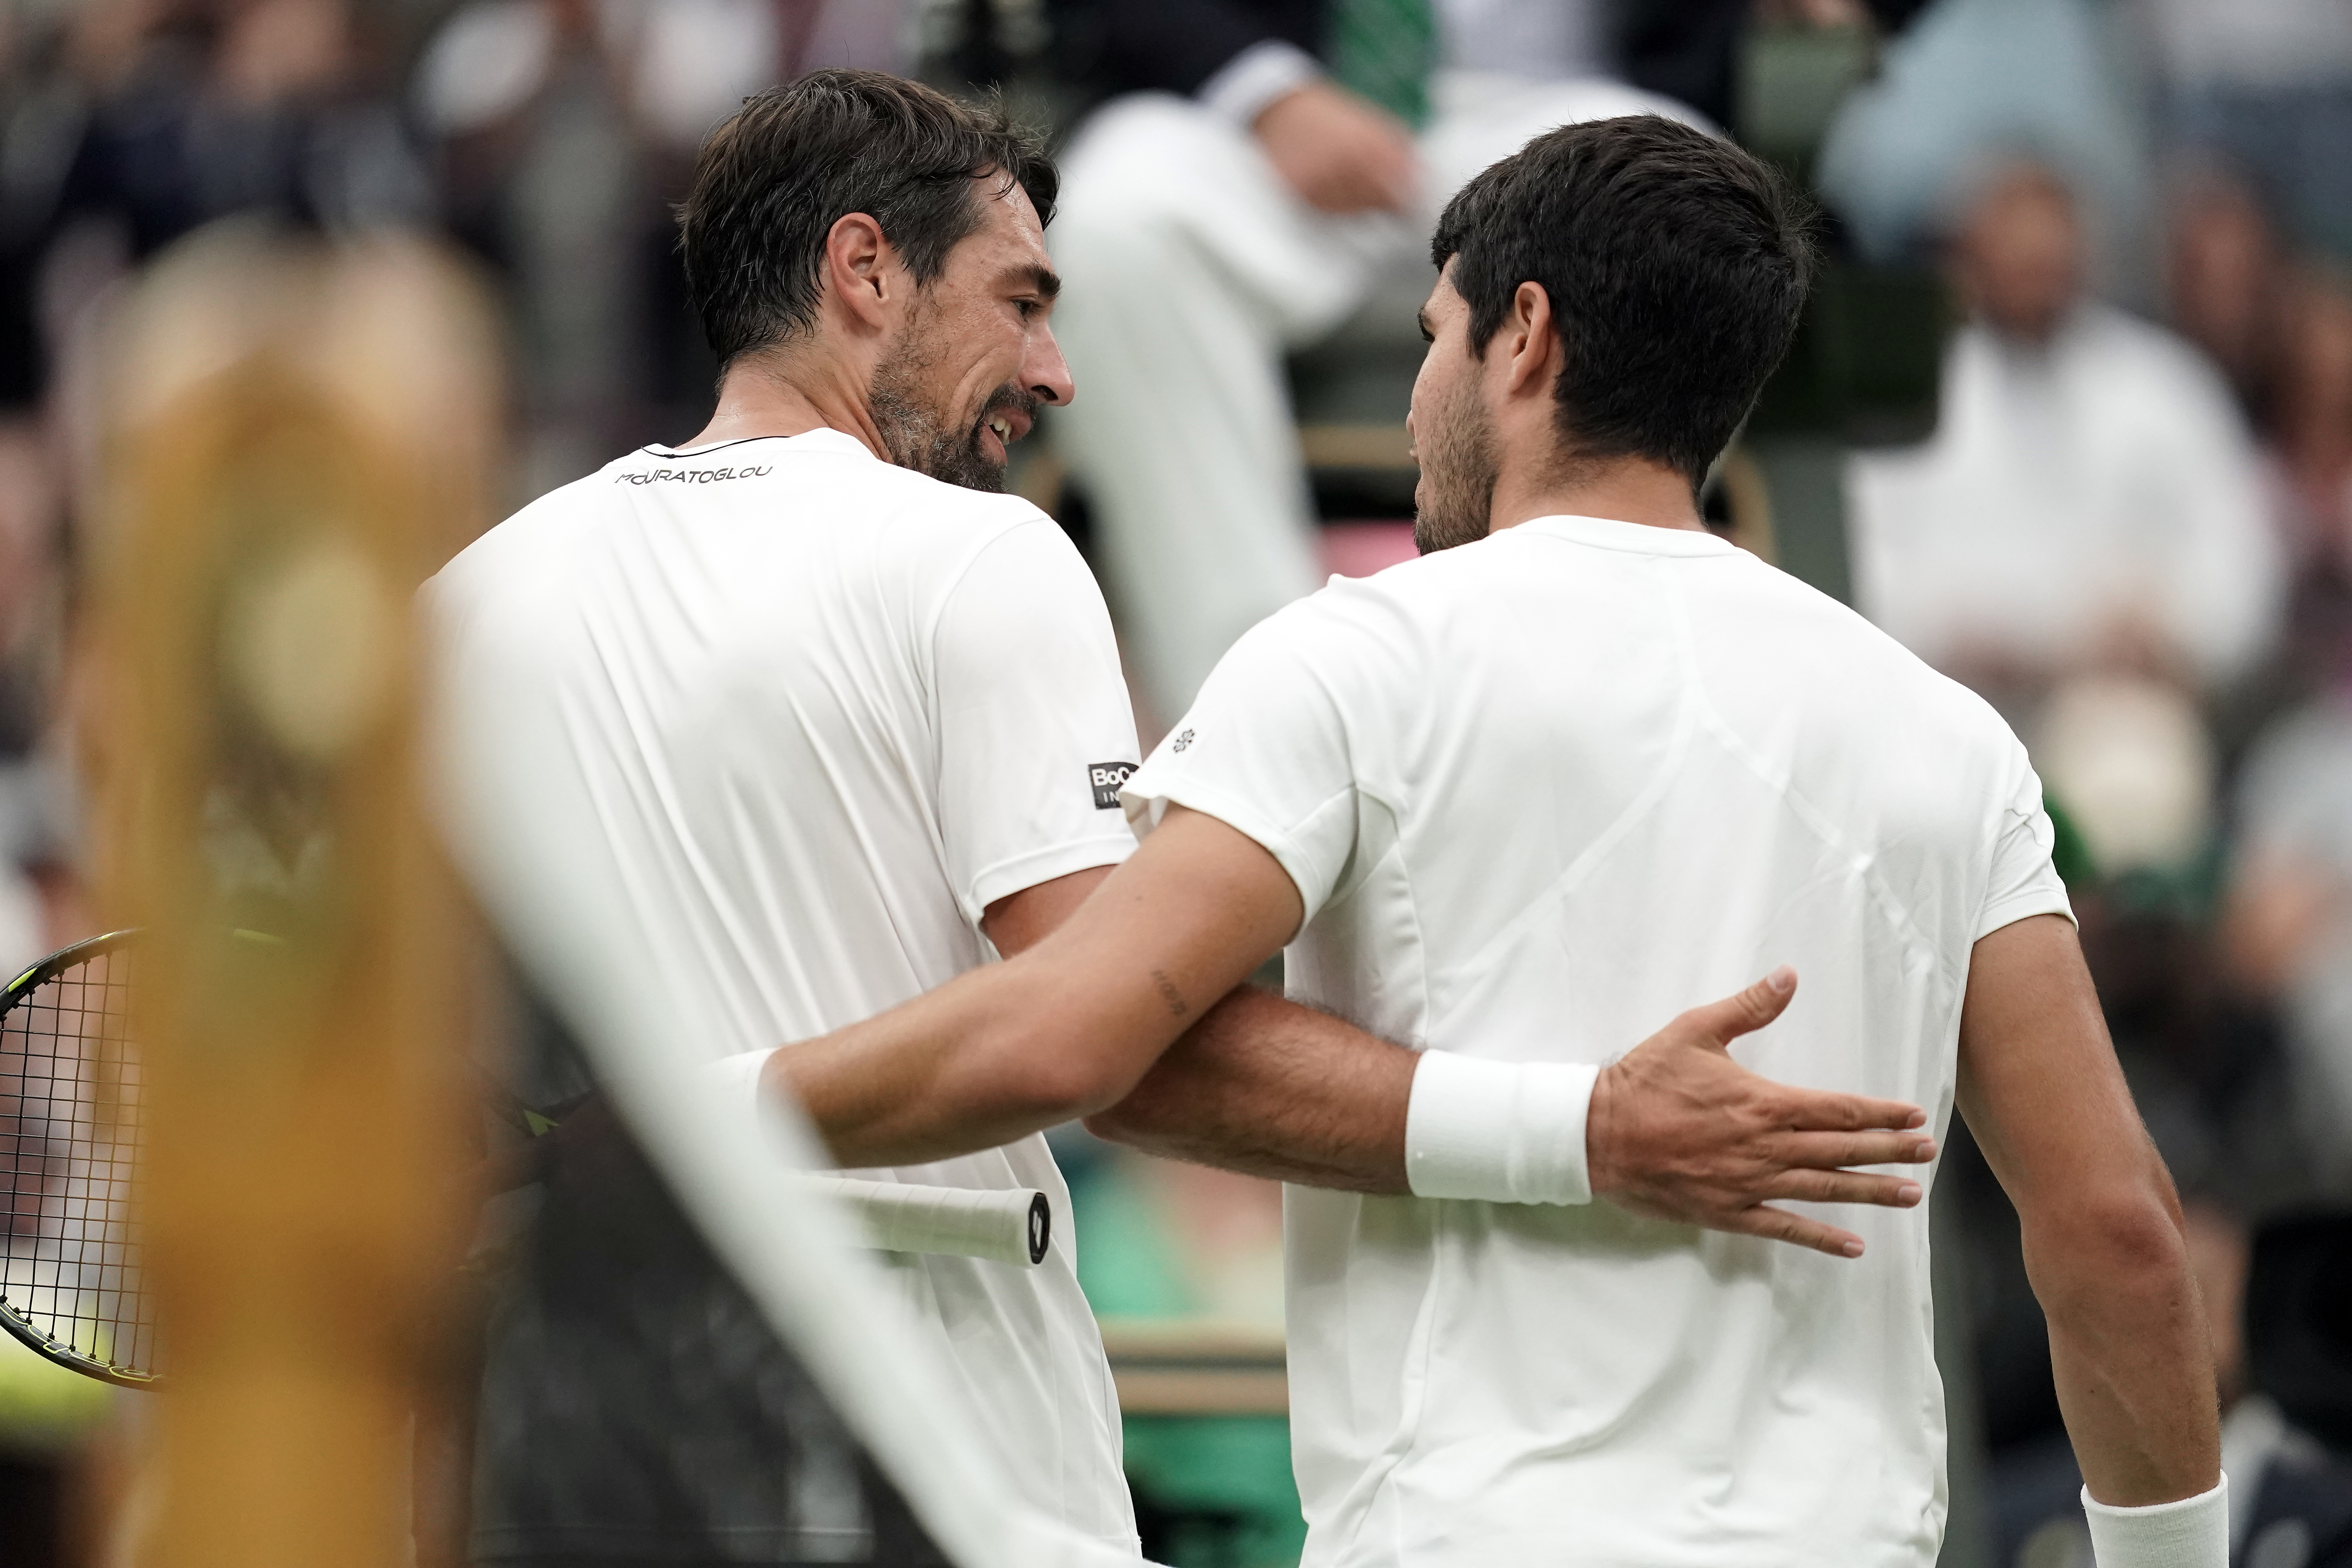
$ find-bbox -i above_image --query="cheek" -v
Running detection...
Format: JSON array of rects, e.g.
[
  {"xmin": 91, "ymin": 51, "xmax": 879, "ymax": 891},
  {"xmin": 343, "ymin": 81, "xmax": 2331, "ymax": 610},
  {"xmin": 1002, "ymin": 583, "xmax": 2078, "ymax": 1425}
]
[{"xmin": 954, "ymin": 321, "xmax": 1025, "ymax": 403}]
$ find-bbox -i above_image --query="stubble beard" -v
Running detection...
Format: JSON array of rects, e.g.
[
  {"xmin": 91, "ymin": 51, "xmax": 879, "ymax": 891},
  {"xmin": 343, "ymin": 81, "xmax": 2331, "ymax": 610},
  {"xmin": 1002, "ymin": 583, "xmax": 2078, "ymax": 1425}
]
[
  {"xmin": 869, "ymin": 317, "xmax": 1022, "ymax": 494},
  {"xmin": 1412, "ymin": 375, "xmax": 1500, "ymax": 556}
]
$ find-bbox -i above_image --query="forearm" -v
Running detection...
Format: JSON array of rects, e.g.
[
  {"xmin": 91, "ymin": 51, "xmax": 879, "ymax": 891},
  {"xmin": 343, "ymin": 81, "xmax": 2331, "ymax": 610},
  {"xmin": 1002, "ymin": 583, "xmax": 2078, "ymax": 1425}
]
[
  {"xmin": 1085, "ymin": 987, "xmax": 1417, "ymax": 1192},
  {"xmin": 767, "ymin": 957, "xmax": 1179, "ymax": 1167},
  {"xmin": 2025, "ymin": 1194, "xmax": 2221, "ymax": 1506},
  {"xmin": 1958, "ymin": 916, "xmax": 2223, "ymax": 1511}
]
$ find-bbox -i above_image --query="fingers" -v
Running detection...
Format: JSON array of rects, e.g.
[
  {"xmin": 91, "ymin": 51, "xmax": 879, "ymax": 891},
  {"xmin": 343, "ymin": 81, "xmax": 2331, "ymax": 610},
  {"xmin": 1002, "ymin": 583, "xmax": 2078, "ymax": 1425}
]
[
  {"xmin": 1721, "ymin": 1203, "xmax": 1867, "ymax": 1259},
  {"xmin": 1777, "ymin": 1087, "xmax": 1929, "ymax": 1134},
  {"xmin": 1762, "ymin": 1168, "xmax": 1926, "ymax": 1209},
  {"xmin": 1778, "ymin": 1129, "xmax": 1937, "ymax": 1170}
]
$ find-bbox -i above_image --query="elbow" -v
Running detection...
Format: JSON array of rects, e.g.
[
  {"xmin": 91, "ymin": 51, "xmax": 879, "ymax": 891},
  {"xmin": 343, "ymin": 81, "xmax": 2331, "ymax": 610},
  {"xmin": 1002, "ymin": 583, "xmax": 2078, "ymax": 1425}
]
[
  {"xmin": 1081, "ymin": 1097, "xmax": 1146, "ymax": 1145},
  {"xmin": 983, "ymin": 1031, "xmax": 1148, "ymax": 1131},
  {"xmin": 2022, "ymin": 1185, "xmax": 2192, "ymax": 1304}
]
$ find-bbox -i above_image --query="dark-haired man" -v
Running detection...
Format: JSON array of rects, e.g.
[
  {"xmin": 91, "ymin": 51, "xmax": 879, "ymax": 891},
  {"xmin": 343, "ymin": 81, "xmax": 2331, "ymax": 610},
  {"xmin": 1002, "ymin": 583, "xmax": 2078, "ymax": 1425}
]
[
  {"xmin": 436, "ymin": 72, "xmax": 1938, "ymax": 1559},
  {"xmin": 760, "ymin": 114, "xmax": 2228, "ymax": 1565}
]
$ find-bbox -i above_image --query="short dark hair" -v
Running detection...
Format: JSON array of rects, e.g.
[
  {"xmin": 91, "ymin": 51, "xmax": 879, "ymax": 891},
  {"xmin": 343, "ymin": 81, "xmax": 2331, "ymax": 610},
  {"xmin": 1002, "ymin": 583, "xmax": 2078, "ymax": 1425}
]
[
  {"xmin": 678, "ymin": 70, "xmax": 1058, "ymax": 369},
  {"xmin": 1431, "ymin": 116, "xmax": 1816, "ymax": 491}
]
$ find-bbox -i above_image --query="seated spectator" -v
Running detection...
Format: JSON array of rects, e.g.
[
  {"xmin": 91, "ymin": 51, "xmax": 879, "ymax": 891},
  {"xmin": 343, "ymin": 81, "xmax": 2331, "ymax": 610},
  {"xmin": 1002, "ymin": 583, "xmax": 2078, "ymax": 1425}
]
[
  {"xmin": 1041, "ymin": 0, "xmax": 1706, "ymax": 725},
  {"xmin": 2270, "ymin": 266, "xmax": 2352, "ymax": 584},
  {"xmin": 2223, "ymin": 672, "xmax": 2352, "ymax": 1194},
  {"xmin": 2147, "ymin": 0, "xmax": 2352, "ymax": 265},
  {"xmin": 2164, "ymin": 168, "xmax": 2281, "ymax": 426},
  {"xmin": 1847, "ymin": 160, "xmax": 2283, "ymax": 713}
]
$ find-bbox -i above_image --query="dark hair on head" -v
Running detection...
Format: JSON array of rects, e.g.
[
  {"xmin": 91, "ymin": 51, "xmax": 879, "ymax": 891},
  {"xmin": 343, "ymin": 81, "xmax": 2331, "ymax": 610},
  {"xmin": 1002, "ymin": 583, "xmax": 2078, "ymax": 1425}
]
[
  {"xmin": 1430, "ymin": 115, "xmax": 1817, "ymax": 492},
  {"xmin": 678, "ymin": 69, "xmax": 1058, "ymax": 370}
]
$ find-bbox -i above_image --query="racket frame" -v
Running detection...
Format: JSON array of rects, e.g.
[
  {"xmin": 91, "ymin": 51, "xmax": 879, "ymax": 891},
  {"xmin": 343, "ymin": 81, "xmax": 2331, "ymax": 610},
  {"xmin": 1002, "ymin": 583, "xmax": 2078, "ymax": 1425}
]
[{"xmin": 0, "ymin": 929, "xmax": 158, "ymax": 1388}]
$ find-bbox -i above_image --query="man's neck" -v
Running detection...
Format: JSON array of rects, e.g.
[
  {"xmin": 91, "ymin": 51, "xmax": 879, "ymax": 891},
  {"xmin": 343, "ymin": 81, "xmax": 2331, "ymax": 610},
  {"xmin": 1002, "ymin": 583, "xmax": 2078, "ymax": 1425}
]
[
  {"xmin": 1487, "ymin": 452, "xmax": 1705, "ymax": 536},
  {"xmin": 682, "ymin": 350, "xmax": 891, "ymax": 459}
]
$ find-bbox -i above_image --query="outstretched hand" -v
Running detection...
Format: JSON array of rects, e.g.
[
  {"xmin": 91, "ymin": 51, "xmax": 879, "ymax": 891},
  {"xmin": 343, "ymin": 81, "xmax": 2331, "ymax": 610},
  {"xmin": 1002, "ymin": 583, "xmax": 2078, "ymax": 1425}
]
[{"xmin": 1586, "ymin": 968, "xmax": 1935, "ymax": 1258}]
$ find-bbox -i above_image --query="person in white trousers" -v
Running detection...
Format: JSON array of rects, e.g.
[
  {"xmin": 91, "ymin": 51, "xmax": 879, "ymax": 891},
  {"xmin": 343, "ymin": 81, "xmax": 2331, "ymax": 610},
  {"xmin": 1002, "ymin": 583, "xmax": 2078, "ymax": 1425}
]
[{"xmin": 1048, "ymin": 42, "xmax": 1702, "ymax": 722}]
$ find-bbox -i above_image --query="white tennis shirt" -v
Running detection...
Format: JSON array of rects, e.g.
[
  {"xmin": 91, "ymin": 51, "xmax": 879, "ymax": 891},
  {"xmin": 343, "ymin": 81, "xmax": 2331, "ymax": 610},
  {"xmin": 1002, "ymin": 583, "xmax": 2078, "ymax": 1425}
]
[
  {"xmin": 427, "ymin": 429, "xmax": 1144, "ymax": 1550},
  {"xmin": 1122, "ymin": 515, "xmax": 2072, "ymax": 1567}
]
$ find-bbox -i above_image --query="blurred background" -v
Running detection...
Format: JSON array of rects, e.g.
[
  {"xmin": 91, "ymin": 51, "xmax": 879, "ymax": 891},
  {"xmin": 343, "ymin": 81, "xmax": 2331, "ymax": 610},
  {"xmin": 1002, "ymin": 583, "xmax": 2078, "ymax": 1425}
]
[{"xmin": 3, "ymin": 2, "xmax": 2352, "ymax": 1566}]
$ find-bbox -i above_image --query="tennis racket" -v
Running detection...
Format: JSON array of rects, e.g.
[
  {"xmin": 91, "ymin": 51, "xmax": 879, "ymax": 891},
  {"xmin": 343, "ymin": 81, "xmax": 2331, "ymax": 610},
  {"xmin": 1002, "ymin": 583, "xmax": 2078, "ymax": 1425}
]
[
  {"xmin": 0, "ymin": 931, "xmax": 1053, "ymax": 1389},
  {"xmin": 0, "ymin": 930, "xmax": 152, "ymax": 1387}
]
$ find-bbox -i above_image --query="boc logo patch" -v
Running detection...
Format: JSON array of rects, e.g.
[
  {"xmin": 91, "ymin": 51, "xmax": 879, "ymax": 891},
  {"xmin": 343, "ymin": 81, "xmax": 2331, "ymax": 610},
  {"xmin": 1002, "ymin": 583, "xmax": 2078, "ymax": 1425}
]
[{"xmin": 1089, "ymin": 760, "xmax": 1139, "ymax": 810}]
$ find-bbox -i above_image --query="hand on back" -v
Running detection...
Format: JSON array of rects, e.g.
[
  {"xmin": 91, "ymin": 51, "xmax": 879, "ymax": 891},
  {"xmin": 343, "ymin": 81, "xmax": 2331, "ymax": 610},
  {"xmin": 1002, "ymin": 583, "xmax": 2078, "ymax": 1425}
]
[
  {"xmin": 1586, "ymin": 969, "xmax": 1937, "ymax": 1258},
  {"xmin": 1252, "ymin": 81, "xmax": 1420, "ymax": 216}
]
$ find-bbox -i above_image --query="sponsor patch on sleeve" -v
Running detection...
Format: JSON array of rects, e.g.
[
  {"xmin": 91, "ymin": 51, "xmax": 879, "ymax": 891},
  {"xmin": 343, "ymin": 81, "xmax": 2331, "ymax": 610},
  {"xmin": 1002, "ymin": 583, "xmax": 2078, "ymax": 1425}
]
[{"xmin": 1089, "ymin": 760, "xmax": 1139, "ymax": 810}]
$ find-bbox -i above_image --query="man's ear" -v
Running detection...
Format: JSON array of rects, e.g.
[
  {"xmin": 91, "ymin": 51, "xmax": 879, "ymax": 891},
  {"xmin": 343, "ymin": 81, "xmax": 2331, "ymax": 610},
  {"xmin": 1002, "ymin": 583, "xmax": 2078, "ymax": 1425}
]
[
  {"xmin": 1501, "ymin": 281, "xmax": 1560, "ymax": 399},
  {"xmin": 822, "ymin": 212, "xmax": 897, "ymax": 332}
]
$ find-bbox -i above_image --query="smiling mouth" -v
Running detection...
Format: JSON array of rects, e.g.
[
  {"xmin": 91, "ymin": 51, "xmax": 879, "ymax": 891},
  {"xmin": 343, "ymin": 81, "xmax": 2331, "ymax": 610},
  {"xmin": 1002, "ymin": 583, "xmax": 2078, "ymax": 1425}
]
[{"xmin": 976, "ymin": 405, "xmax": 1033, "ymax": 466}]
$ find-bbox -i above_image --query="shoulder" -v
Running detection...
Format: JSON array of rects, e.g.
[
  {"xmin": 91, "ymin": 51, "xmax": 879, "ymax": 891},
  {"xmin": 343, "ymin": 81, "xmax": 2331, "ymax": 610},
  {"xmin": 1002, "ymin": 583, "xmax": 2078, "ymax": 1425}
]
[
  {"xmin": 1704, "ymin": 546, "xmax": 2023, "ymax": 754},
  {"xmin": 430, "ymin": 468, "xmax": 613, "ymax": 607}
]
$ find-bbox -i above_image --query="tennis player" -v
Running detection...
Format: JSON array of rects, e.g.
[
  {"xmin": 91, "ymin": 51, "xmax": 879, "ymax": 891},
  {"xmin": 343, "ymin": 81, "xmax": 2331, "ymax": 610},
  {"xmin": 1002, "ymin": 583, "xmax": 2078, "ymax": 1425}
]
[
  {"xmin": 760, "ymin": 118, "xmax": 2227, "ymax": 1565},
  {"xmin": 433, "ymin": 72, "xmax": 1943, "ymax": 1557}
]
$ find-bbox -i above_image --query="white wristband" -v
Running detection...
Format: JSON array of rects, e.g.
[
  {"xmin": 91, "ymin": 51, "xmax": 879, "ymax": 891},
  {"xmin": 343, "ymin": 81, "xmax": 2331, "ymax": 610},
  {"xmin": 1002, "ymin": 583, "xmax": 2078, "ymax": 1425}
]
[
  {"xmin": 1405, "ymin": 1052, "xmax": 1598, "ymax": 1205},
  {"xmin": 1196, "ymin": 39, "xmax": 1323, "ymax": 127},
  {"xmin": 700, "ymin": 1047, "xmax": 790, "ymax": 1154},
  {"xmin": 2082, "ymin": 1474, "xmax": 2228, "ymax": 1568}
]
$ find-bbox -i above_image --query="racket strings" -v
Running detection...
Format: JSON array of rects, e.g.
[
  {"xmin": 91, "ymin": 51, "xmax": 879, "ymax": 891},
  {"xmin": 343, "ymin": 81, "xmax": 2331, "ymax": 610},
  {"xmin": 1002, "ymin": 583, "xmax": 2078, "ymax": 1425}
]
[{"xmin": 0, "ymin": 947, "xmax": 154, "ymax": 1378}]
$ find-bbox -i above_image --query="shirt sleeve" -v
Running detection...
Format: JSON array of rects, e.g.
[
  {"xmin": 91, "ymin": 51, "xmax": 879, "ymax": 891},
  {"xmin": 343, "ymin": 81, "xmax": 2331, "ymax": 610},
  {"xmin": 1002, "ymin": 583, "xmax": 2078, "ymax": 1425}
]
[
  {"xmin": 1122, "ymin": 594, "xmax": 1393, "ymax": 926},
  {"xmin": 1976, "ymin": 750, "xmax": 2076, "ymax": 940},
  {"xmin": 932, "ymin": 519, "xmax": 1142, "ymax": 925}
]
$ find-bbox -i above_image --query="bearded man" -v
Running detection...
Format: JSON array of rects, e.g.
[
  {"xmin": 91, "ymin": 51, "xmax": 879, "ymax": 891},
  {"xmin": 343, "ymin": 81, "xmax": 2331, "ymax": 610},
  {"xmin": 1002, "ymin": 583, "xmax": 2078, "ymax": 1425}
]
[{"xmin": 434, "ymin": 74, "xmax": 1949, "ymax": 1561}]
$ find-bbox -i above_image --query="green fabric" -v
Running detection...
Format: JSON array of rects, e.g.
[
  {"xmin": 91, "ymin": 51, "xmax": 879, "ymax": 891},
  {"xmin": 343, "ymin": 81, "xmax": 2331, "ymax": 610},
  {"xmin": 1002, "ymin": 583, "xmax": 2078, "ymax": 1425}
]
[
  {"xmin": 1325, "ymin": 0, "xmax": 1439, "ymax": 127},
  {"xmin": 0, "ymin": 1330, "xmax": 113, "ymax": 1453},
  {"xmin": 1069, "ymin": 1159, "xmax": 1308, "ymax": 1568},
  {"xmin": 2043, "ymin": 790, "xmax": 2095, "ymax": 889}
]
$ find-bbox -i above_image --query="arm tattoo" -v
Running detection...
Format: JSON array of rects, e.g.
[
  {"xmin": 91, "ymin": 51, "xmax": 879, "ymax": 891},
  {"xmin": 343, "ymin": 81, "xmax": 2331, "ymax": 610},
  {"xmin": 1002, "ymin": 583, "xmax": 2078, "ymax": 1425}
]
[{"xmin": 1151, "ymin": 969, "xmax": 1189, "ymax": 1018}]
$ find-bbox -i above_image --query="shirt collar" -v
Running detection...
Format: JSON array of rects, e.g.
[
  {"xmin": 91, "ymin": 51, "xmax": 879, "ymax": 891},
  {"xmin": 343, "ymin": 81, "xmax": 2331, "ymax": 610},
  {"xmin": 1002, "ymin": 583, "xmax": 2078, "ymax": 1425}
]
[
  {"xmin": 647, "ymin": 428, "xmax": 874, "ymax": 460},
  {"xmin": 1510, "ymin": 514, "xmax": 1738, "ymax": 557}
]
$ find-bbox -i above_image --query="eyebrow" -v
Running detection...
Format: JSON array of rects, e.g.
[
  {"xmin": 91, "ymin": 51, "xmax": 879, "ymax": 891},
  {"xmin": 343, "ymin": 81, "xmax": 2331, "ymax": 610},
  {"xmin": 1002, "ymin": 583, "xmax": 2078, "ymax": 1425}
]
[{"xmin": 1005, "ymin": 263, "xmax": 1061, "ymax": 301}]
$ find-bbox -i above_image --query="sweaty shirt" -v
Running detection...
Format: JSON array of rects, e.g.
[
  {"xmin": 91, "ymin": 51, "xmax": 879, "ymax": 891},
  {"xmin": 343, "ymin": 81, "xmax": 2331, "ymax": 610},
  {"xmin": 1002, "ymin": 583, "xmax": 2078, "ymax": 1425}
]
[
  {"xmin": 1123, "ymin": 514, "xmax": 2072, "ymax": 1568},
  {"xmin": 429, "ymin": 428, "xmax": 1144, "ymax": 1552}
]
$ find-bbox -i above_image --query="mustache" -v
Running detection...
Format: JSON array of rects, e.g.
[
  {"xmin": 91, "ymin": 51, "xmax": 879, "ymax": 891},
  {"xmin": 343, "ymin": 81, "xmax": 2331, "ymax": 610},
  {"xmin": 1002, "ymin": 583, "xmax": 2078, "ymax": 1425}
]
[{"xmin": 976, "ymin": 386, "xmax": 1042, "ymax": 434}]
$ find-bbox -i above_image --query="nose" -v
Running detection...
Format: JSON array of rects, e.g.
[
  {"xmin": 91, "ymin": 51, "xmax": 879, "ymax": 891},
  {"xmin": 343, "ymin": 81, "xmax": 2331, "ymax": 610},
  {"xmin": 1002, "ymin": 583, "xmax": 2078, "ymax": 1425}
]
[{"xmin": 1027, "ymin": 322, "xmax": 1076, "ymax": 407}]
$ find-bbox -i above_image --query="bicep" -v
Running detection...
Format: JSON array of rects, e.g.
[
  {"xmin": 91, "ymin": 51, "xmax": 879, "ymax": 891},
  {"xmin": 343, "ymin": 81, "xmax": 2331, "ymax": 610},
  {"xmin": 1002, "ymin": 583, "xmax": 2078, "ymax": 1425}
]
[
  {"xmin": 981, "ymin": 865, "xmax": 1113, "ymax": 957},
  {"xmin": 1015, "ymin": 805, "xmax": 1304, "ymax": 1059},
  {"xmin": 1955, "ymin": 915, "xmax": 2165, "ymax": 1216}
]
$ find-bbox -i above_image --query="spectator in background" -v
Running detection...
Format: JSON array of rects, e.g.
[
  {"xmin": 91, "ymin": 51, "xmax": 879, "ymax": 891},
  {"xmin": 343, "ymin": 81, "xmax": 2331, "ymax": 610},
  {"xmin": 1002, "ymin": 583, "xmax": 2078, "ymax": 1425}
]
[
  {"xmin": 1038, "ymin": 0, "xmax": 1706, "ymax": 725},
  {"xmin": 1816, "ymin": 0, "xmax": 2151, "ymax": 280},
  {"xmin": 2164, "ymin": 169, "xmax": 2281, "ymax": 427},
  {"xmin": 2223, "ymin": 657, "xmax": 2352, "ymax": 1194},
  {"xmin": 14, "ymin": 0, "xmax": 430, "ymax": 320},
  {"xmin": 2140, "ymin": 0, "xmax": 2352, "ymax": 265},
  {"xmin": 1847, "ymin": 160, "xmax": 2281, "ymax": 714},
  {"xmin": 2271, "ymin": 268, "xmax": 2352, "ymax": 584}
]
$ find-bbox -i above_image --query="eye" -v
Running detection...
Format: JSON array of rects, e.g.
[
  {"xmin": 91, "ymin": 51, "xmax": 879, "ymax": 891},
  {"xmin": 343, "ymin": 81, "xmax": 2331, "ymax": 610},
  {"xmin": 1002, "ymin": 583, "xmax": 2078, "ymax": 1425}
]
[{"xmin": 1014, "ymin": 297, "xmax": 1042, "ymax": 321}]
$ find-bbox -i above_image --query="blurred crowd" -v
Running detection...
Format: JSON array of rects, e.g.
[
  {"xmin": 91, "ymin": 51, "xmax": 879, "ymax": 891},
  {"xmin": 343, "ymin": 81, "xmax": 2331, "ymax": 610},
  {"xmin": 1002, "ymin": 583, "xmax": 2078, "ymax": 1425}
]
[{"xmin": 3, "ymin": 2, "xmax": 2352, "ymax": 1566}]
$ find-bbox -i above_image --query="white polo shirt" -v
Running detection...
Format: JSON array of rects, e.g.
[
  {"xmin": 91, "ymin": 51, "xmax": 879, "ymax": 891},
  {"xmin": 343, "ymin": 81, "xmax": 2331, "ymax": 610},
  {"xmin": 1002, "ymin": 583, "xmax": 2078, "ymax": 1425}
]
[
  {"xmin": 428, "ymin": 429, "xmax": 1143, "ymax": 1550},
  {"xmin": 1122, "ymin": 514, "xmax": 2071, "ymax": 1568}
]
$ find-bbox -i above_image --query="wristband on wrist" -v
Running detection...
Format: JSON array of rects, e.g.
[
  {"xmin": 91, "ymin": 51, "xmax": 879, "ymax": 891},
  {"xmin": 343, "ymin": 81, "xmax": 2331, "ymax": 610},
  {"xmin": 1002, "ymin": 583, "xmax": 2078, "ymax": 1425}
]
[
  {"xmin": 2081, "ymin": 1474, "xmax": 2227, "ymax": 1568},
  {"xmin": 1196, "ymin": 39, "xmax": 1324, "ymax": 127},
  {"xmin": 1404, "ymin": 1051, "xmax": 1598, "ymax": 1205},
  {"xmin": 701, "ymin": 1047, "xmax": 788, "ymax": 1146}
]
